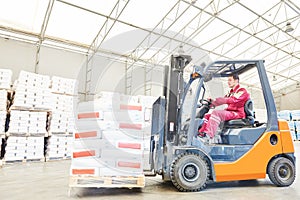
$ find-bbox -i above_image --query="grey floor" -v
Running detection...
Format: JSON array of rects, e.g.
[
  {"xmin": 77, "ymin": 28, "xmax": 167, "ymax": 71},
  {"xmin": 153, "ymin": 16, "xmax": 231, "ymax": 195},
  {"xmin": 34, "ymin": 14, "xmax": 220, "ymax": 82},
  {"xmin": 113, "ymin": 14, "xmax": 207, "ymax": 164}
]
[{"xmin": 1, "ymin": 142, "xmax": 300, "ymax": 200}]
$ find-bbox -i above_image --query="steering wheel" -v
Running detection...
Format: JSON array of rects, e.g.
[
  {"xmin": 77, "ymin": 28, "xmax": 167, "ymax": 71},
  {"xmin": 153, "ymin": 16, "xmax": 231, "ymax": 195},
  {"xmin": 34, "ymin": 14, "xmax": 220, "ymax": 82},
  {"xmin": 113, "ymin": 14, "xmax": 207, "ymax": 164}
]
[{"xmin": 199, "ymin": 99, "xmax": 215, "ymax": 109}]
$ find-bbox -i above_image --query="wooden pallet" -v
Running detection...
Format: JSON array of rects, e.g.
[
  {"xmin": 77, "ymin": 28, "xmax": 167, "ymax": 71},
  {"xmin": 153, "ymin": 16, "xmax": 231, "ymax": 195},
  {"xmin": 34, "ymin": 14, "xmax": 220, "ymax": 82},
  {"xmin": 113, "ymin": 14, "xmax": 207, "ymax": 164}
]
[
  {"xmin": 69, "ymin": 175, "xmax": 145, "ymax": 188},
  {"xmin": 0, "ymin": 87, "xmax": 12, "ymax": 91},
  {"xmin": 45, "ymin": 156, "xmax": 71, "ymax": 162},
  {"xmin": 5, "ymin": 132, "xmax": 48, "ymax": 137},
  {"xmin": 1, "ymin": 157, "xmax": 45, "ymax": 165},
  {"xmin": 48, "ymin": 132, "xmax": 73, "ymax": 136},
  {"xmin": 9, "ymin": 106, "xmax": 52, "ymax": 112},
  {"xmin": 51, "ymin": 91, "xmax": 77, "ymax": 96}
]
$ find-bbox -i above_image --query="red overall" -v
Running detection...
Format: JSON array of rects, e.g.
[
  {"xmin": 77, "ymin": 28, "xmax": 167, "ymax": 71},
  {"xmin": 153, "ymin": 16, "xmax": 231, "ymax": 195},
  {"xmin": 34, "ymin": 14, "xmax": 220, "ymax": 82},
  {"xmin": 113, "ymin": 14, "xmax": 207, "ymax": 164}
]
[{"xmin": 198, "ymin": 84, "xmax": 250, "ymax": 138}]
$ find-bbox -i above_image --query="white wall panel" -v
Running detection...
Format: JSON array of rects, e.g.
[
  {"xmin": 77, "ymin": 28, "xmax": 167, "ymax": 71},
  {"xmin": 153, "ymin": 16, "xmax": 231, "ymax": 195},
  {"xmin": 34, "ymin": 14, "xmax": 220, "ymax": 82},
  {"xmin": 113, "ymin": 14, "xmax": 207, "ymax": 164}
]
[
  {"xmin": 38, "ymin": 46, "xmax": 87, "ymax": 96},
  {"xmin": 0, "ymin": 38, "xmax": 36, "ymax": 81},
  {"xmin": 85, "ymin": 54, "xmax": 164, "ymax": 99},
  {"xmin": 0, "ymin": 38, "xmax": 87, "ymax": 94},
  {"xmin": 280, "ymin": 90, "xmax": 300, "ymax": 110},
  {"xmin": 38, "ymin": 46, "xmax": 86, "ymax": 79},
  {"xmin": 84, "ymin": 55, "xmax": 126, "ymax": 98}
]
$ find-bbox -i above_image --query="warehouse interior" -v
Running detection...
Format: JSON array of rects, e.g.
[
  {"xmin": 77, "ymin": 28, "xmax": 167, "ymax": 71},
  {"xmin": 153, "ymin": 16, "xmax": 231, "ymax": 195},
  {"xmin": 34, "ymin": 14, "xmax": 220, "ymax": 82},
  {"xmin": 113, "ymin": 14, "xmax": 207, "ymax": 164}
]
[{"xmin": 0, "ymin": 0, "xmax": 300, "ymax": 199}]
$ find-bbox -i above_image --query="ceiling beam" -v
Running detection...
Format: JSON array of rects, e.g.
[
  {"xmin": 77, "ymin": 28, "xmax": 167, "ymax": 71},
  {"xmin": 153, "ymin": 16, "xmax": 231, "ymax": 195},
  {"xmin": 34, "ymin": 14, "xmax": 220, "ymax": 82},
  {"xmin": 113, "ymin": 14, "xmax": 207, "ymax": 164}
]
[{"xmin": 35, "ymin": 0, "xmax": 55, "ymax": 73}]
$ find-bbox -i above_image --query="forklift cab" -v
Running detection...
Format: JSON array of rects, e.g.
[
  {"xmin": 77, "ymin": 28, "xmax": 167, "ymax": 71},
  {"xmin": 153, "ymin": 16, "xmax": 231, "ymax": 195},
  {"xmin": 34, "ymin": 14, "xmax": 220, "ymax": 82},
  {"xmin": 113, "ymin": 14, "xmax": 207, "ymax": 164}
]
[
  {"xmin": 182, "ymin": 61, "xmax": 267, "ymax": 145},
  {"xmin": 149, "ymin": 57, "xmax": 295, "ymax": 192}
]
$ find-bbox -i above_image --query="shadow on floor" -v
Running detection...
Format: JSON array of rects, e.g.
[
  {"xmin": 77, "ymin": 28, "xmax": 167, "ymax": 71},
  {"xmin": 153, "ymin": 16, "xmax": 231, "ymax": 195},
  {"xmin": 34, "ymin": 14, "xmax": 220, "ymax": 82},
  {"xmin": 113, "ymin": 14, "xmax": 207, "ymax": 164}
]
[
  {"xmin": 206, "ymin": 179, "xmax": 274, "ymax": 190},
  {"xmin": 70, "ymin": 177, "xmax": 276, "ymax": 197}
]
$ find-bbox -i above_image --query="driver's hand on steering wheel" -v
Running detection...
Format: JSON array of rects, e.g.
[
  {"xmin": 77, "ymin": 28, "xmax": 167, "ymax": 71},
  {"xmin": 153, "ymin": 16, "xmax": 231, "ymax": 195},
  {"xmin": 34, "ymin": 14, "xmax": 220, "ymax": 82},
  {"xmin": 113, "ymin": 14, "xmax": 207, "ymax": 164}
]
[
  {"xmin": 208, "ymin": 97, "xmax": 216, "ymax": 108},
  {"xmin": 210, "ymin": 102, "xmax": 216, "ymax": 108}
]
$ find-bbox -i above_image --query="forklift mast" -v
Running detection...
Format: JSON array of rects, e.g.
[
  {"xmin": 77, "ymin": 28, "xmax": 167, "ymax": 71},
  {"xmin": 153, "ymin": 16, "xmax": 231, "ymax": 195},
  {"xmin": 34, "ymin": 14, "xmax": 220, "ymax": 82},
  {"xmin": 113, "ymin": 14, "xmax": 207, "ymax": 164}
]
[{"xmin": 163, "ymin": 54, "xmax": 191, "ymax": 145}]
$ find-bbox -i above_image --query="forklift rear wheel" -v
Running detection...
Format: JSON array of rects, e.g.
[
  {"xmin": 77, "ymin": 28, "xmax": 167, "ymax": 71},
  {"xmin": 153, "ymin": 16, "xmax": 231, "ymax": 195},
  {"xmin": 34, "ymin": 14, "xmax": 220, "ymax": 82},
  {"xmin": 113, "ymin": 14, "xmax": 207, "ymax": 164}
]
[
  {"xmin": 170, "ymin": 153, "xmax": 210, "ymax": 192},
  {"xmin": 267, "ymin": 157, "xmax": 295, "ymax": 187}
]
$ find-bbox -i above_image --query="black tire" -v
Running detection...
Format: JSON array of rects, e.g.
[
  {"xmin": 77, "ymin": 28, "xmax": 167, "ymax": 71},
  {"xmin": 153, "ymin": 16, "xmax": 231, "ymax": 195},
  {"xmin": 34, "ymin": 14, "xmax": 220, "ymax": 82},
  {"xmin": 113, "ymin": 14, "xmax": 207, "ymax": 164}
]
[
  {"xmin": 267, "ymin": 157, "xmax": 295, "ymax": 187},
  {"xmin": 170, "ymin": 153, "xmax": 210, "ymax": 192}
]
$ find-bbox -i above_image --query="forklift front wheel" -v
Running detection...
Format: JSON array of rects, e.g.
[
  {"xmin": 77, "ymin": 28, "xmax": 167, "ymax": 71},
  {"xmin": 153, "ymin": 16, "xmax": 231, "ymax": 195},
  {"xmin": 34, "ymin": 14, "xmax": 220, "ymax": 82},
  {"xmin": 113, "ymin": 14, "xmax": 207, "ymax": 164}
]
[
  {"xmin": 170, "ymin": 153, "xmax": 210, "ymax": 192},
  {"xmin": 267, "ymin": 157, "xmax": 295, "ymax": 187}
]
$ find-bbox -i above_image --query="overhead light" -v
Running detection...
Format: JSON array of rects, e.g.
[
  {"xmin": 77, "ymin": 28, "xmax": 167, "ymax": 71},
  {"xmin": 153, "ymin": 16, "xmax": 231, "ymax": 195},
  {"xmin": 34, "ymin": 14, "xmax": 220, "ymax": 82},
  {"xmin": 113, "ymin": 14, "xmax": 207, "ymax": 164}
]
[
  {"xmin": 177, "ymin": 45, "xmax": 185, "ymax": 54},
  {"xmin": 285, "ymin": 22, "xmax": 294, "ymax": 33},
  {"xmin": 273, "ymin": 75, "xmax": 277, "ymax": 81},
  {"xmin": 190, "ymin": 0, "xmax": 197, "ymax": 4}
]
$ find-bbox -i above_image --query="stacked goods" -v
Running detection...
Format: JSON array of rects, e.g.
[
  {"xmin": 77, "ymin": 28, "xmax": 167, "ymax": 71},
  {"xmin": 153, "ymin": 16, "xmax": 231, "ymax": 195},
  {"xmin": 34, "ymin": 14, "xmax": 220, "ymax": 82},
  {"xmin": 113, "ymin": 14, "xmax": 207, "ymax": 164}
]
[
  {"xmin": 46, "ymin": 76, "xmax": 77, "ymax": 160},
  {"xmin": 0, "ymin": 69, "xmax": 12, "ymax": 89},
  {"xmin": 287, "ymin": 121, "xmax": 297, "ymax": 141},
  {"xmin": 4, "ymin": 136, "xmax": 44, "ymax": 161},
  {"xmin": 0, "ymin": 90, "xmax": 8, "ymax": 133},
  {"xmin": 11, "ymin": 71, "xmax": 51, "ymax": 110},
  {"xmin": 26, "ymin": 137, "xmax": 44, "ymax": 160},
  {"xmin": 277, "ymin": 110, "xmax": 291, "ymax": 121},
  {"xmin": 71, "ymin": 130, "xmax": 144, "ymax": 177},
  {"xmin": 51, "ymin": 76, "xmax": 78, "ymax": 95},
  {"xmin": 7, "ymin": 110, "xmax": 29, "ymax": 133},
  {"xmin": 294, "ymin": 121, "xmax": 300, "ymax": 140},
  {"xmin": 137, "ymin": 95, "xmax": 157, "ymax": 171},
  {"xmin": 292, "ymin": 110, "xmax": 300, "ymax": 140},
  {"xmin": 66, "ymin": 136, "xmax": 73, "ymax": 157},
  {"xmin": 0, "ymin": 89, "xmax": 8, "ymax": 111},
  {"xmin": 71, "ymin": 92, "xmax": 158, "ymax": 178},
  {"xmin": 0, "ymin": 69, "xmax": 12, "ymax": 135},
  {"xmin": 0, "ymin": 111, "xmax": 6, "ymax": 133},
  {"xmin": 49, "ymin": 76, "xmax": 78, "ymax": 134},
  {"xmin": 4, "ymin": 137, "xmax": 26, "ymax": 161},
  {"xmin": 71, "ymin": 91, "xmax": 147, "ymax": 178},
  {"xmin": 277, "ymin": 110, "xmax": 300, "ymax": 140},
  {"xmin": 1, "ymin": 70, "xmax": 48, "ymax": 163},
  {"xmin": 291, "ymin": 110, "xmax": 300, "ymax": 121},
  {"xmin": 46, "ymin": 134, "xmax": 72, "ymax": 159},
  {"xmin": 7, "ymin": 110, "xmax": 47, "ymax": 135},
  {"xmin": 28, "ymin": 112, "xmax": 48, "ymax": 134},
  {"xmin": 48, "ymin": 94, "xmax": 76, "ymax": 133}
]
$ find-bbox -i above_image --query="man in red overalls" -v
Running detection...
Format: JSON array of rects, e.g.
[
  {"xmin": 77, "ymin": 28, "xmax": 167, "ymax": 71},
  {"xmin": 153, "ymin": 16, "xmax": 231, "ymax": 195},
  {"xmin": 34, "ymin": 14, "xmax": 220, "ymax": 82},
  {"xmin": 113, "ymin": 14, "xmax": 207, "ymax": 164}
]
[{"xmin": 198, "ymin": 73, "xmax": 250, "ymax": 140}]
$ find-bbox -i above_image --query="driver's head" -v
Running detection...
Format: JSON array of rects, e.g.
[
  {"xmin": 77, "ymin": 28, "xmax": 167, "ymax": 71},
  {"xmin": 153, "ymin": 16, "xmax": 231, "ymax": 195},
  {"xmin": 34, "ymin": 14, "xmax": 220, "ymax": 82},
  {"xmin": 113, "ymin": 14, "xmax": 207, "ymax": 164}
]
[{"xmin": 227, "ymin": 73, "xmax": 239, "ymax": 88}]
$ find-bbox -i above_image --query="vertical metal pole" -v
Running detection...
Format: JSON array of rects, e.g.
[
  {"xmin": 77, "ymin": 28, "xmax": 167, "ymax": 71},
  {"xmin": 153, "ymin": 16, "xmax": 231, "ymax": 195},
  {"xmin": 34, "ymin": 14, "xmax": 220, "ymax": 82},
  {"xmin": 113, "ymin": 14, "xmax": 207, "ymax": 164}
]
[{"xmin": 35, "ymin": 0, "xmax": 55, "ymax": 73}]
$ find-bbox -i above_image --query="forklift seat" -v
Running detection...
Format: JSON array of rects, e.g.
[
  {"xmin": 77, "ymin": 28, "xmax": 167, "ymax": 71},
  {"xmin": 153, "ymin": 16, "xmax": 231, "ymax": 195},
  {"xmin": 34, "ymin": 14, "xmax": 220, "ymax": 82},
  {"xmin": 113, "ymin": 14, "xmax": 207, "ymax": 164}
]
[{"xmin": 223, "ymin": 99, "xmax": 255, "ymax": 128}]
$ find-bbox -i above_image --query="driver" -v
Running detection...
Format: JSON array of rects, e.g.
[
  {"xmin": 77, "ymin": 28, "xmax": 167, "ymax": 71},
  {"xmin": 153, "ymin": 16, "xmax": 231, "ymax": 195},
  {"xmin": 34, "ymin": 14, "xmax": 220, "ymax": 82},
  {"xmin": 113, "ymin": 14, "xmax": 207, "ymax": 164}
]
[{"xmin": 198, "ymin": 73, "xmax": 250, "ymax": 140}]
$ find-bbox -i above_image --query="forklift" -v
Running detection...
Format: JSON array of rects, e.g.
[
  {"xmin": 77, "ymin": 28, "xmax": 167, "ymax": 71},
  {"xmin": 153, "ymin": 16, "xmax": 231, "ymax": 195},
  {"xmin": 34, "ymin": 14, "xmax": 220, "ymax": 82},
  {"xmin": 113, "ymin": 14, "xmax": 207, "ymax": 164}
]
[{"xmin": 149, "ymin": 54, "xmax": 296, "ymax": 192}]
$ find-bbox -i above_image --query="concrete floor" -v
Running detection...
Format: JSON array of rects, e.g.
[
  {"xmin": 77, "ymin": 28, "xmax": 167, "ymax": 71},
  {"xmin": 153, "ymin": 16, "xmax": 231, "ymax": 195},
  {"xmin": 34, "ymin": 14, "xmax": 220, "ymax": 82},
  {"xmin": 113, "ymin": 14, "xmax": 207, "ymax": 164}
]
[{"xmin": 1, "ymin": 142, "xmax": 300, "ymax": 200}]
